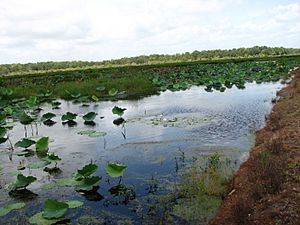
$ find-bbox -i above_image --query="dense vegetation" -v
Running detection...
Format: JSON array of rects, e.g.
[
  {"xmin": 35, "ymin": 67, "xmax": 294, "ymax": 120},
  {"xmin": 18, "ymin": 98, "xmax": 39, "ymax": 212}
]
[
  {"xmin": 1, "ymin": 46, "xmax": 299, "ymax": 76},
  {"xmin": 1, "ymin": 55, "xmax": 300, "ymax": 100}
]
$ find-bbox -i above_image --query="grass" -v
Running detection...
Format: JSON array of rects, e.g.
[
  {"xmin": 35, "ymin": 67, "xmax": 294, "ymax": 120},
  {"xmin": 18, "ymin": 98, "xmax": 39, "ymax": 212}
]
[
  {"xmin": 7, "ymin": 75, "xmax": 158, "ymax": 100},
  {"xmin": 160, "ymin": 153, "xmax": 234, "ymax": 225}
]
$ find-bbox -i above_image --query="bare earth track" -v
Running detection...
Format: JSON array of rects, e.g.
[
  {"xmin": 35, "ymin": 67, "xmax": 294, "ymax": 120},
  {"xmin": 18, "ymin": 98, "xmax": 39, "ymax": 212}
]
[{"xmin": 209, "ymin": 68, "xmax": 300, "ymax": 225}]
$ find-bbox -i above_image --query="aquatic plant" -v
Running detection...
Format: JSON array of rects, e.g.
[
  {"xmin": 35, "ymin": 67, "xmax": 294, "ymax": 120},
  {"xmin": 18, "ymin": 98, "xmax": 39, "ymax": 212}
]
[
  {"xmin": 106, "ymin": 163, "xmax": 128, "ymax": 178},
  {"xmin": 13, "ymin": 174, "xmax": 37, "ymax": 190},
  {"xmin": 15, "ymin": 138, "xmax": 36, "ymax": 149},
  {"xmin": 74, "ymin": 163, "xmax": 101, "ymax": 191},
  {"xmin": 109, "ymin": 88, "xmax": 118, "ymax": 96},
  {"xmin": 61, "ymin": 112, "xmax": 77, "ymax": 122},
  {"xmin": 112, "ymin": 106, "xmax": 126, "ymax": 116},
  {"xmin": 82, "ymin": 112, "xmax": 97, "ymax": 122},
  {"xmin": 0, "ymin": 202, "xmax": 25, "ymax": 217},
  {"xmin": 35, "ymin": 137, "xmax": 49, "ymax": 155}
]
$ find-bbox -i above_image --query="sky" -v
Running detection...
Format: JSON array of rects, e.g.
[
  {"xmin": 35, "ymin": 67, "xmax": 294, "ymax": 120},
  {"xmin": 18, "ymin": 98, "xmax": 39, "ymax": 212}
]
[{"xmin": 0, "ymin": 0, "xmax": 299, "ymax": 64}]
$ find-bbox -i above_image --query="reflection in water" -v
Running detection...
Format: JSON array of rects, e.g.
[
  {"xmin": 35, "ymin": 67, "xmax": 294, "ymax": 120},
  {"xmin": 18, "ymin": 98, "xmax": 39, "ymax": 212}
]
[{"xmin": 9, "ymin": 189, "xmax": 38, "ymax": 201}]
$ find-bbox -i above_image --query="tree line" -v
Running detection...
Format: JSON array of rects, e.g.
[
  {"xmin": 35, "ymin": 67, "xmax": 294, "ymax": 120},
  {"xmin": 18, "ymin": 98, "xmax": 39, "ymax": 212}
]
[{"xmin": 1, "ymin": 46, "xmax": 299, "ymax": 76}]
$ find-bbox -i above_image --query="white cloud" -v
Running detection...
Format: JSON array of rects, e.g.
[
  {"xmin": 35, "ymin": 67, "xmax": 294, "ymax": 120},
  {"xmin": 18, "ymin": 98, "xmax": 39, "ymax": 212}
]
[{"xmin": 0, "ymin": 0, "xmax": 299, "ymax": 63}]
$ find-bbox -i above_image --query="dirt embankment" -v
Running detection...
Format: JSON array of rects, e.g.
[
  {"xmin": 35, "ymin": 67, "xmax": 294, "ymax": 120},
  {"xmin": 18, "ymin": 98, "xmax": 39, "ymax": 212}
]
[{"xmin": 209, "ymin": 68, "xmax": 300, "ymax": 225}]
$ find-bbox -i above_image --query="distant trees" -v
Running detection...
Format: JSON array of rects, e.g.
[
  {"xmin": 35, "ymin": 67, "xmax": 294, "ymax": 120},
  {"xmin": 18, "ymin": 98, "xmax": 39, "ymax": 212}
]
[{"xmin": 0, "ymin": 46, "xmax": 299, "ymax": 76}]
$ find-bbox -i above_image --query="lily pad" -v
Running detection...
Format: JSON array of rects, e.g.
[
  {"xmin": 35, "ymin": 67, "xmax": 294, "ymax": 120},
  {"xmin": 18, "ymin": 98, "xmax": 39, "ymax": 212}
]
[
  {"xmin": 61, "ymin": 112, "xmax": 77, "ymax": 122},
  {"xmin": 91, "ymin": 95, "xmax": 99, "ymax": 102},
  {"xmin": 43, "ymin": 199, "xmax": 68, "ymax": 219},
  {"xmin": 75, "ymin": 176, "xmax": 101, "ymax": 191},
  {"xmin": 106, "ymin": 163, "xmax": 128, "ymax": 178},
  {"xmin": 36, "ymin": 137, "xmax": 49, "ymax": 155},
  {"xmin": 29, "ymin": 212, "xmax": 66, "ymax": 225},
  {"xmin": 15, "ymin": 138, "xmax": 36, "ymax": 149},
  {"xmin": 0, "ymin": 202, "xmax": 25, "ymax": 217},
  {"xmin": 42, "ymin": 178, "xmax": 79, "ymax": 190},
  {"xmin": 77, "ymin": 130, "xmax": 107, "ymax": 137},
  {"xmin": 66, "ymin": 200, "xmax": 84, "ymax": 209},
  {"xmin": 108, "ymin": 88, "xmax": 118, "ymax": 97},
  {"xmin": 75, "ymin": 163, "xmax": 98, "ymax": 180},
  {"xmin": 96, "ymin": 86, "xmax": 106, "ymax": 92},
  {"xmin": 41, "ymin": 112, "xmax": 56, "ymax": 121},
  {"xmin": 4, "ymin": 106, "xmax": 13, "ymax": 115},
  {"xmin": 45, "ymin": 153, "xmax": 61, "ymax": 163},
  {"xmin": 29, "ymin": 160, "xmax": 51, "ymax": 169},
  {"xmin": 14, "ymin": 174, "xmax": 37, "ymax": 190},
  {"xmin": 16, "ymin": 112, "xmax": 34, "ymax": 125},
  {"xmin": 112, "ymin": 106, "xmax": 126, "ymax": 116},
  {"xmin": 82, "ymin": 112, "xmax": 97, "ymax": 122},
  {"xmin": 26, "ymin": 96, "xmax": 39, "ymax": 108}
]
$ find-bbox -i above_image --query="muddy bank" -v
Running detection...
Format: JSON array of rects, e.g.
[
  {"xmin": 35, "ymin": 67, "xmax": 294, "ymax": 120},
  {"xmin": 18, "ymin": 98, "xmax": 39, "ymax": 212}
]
[{"xmin": 209, "ymin": 68, "xmax": 300, "ymax": 225}]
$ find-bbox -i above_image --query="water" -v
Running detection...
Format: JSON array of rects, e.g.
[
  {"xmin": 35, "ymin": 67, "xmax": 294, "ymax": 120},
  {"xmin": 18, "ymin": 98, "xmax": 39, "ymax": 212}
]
[{"xmin": 0, "ymin": 82, "xmax": 283, "ymax": 224}]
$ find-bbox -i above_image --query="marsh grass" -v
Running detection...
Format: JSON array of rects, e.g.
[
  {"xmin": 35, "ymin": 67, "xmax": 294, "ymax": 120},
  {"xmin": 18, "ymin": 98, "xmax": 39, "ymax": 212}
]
[
  {"xmin": 8, "ymin": 75, "xmax": 157, "ymax": 100},
  {"xmin": 160, "ymin": 153, "xmax": 235, "ymax": 225}
]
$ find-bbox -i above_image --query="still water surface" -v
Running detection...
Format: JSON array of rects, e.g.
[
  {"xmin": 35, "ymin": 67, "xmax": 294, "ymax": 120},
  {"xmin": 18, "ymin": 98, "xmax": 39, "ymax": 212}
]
[{"xmin": 0, "ymin": 82, "xmax": 282, "ymax": 224}]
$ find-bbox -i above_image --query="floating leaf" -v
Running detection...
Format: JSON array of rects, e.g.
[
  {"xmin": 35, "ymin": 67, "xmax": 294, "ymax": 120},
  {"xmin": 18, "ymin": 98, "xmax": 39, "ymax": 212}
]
[
  {"xmin": 0, "ymin": 202, "xmax": 25, "ymax": 217},
  {"xmin": 43, "ymin": 199, "xmax": 68, "ymax": 219},
  {"xmin": 70, "ymin": 92, "xmax": 81, "ymax": 99},
  {"xmin": 75, "ymin": 163, "xmax": 98, "ymax": 181},
  {"xmin": 77, "ymin": 130, "xmax": 106, "ymax": 137},
  {"xmin": 14, "ymin": 174, "xmax": 37, "ymax": 189},
  {"xmin": 45, "ymin": 153, "xmax": 61, "ymax": 163},
  {"xmin": 26, "ymin": 96, "xmax": 39, "ymax": 108},
  {"xmin": 17, "ymin": 165, "xmax": 26, "ymax": 170},
  {"xmin": 15, "ymin": 138, "xmax": 36, "ymax": 149},
  {"xmin": 108, "ymin": 88, "xmax": 118, "ymax": 96},
  {"xmin": 29, "ymin": 212, "xmax": 65, "ymax": 225},
  {"xmin": 75, "ymin": 176, "xmax": 101, "ymax": 191},
  {"xmin": 112, "ymin": 106, "xmax": 126, "ymax": 116},
  {"xmin": 106, "ymin": 163, "xmax": 128, "ymax": 178},
  {"xmin": 82, "ymin": 112, "xmax": 97, "ymax": 122},
  {"xmin": 61, "ymin": 112, "xmax": 77, "ymax": 121},
  {"xmin": 96, "ymin": 86, "xmax": 106, "ymax": 92},
  {"xmin": 29, "ymin": 160, "xmax": 51, "ymax": 169},
  {"xmin": 4, "ymin": 106, "xmax": 13, "ymax": 115},
  {"xmin": 51, "ymin": 101, "xmax": 61, "ymax": 107},
  {"xmin": 36, "ymin": 137, "xmax": 49, "ymax": 155},
  {"xmin": 91, "ymin": 95, "xmax": 99, "ymax": 102},
  {"xmin": 41, "ymin": 112, "xmax": 56, "ymax": 121},
  {"xmin": 66, "ymin": 200, "xmax": 83, "ymax": 209},
  {"xmin": 16, "ymin": 112, "xmax": 34, "ymax": 125}
]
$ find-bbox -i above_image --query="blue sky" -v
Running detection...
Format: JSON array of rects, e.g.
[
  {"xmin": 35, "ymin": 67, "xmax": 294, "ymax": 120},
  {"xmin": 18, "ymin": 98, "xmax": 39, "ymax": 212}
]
[{"xmin": 0, "ymin": 0, "xmax": 299, "ymax": 63}]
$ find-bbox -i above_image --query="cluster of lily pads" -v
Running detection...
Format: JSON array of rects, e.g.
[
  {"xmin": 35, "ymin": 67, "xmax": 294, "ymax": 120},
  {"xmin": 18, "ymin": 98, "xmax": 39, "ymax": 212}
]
[
  {"xmin": 0, "ymin": 88, "xmax": 132, "ymax": 223},
  {"xmin": 150, "ymin": 60, "xmax": 298, "ymax": 92}
]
